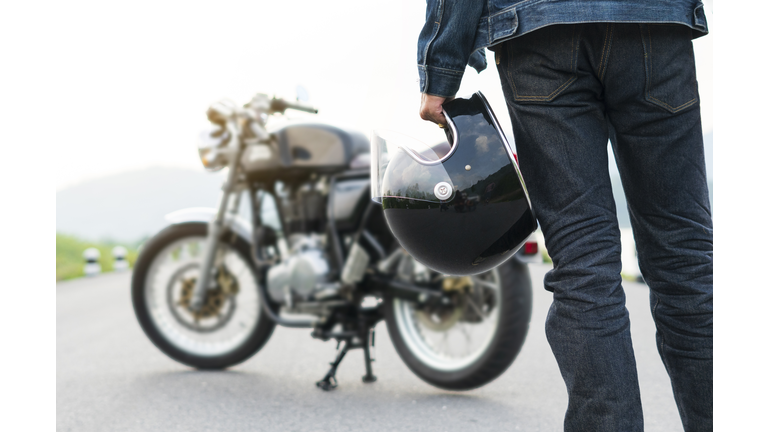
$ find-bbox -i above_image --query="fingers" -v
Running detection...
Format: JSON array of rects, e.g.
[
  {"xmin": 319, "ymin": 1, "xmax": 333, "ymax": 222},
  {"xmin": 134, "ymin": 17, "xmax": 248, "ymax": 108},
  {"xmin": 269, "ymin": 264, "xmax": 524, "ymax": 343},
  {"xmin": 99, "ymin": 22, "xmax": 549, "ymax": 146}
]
[{"xmin": 419, "ymin": 93, "xmax": 454, "ymax": 126}]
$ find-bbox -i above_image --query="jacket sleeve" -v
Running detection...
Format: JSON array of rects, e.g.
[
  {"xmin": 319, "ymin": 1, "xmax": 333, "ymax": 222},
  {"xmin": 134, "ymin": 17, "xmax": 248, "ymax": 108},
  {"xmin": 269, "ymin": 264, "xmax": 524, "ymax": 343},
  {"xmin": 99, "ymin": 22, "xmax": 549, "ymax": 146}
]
[{"xmin": 417, "ymin": 0, "xmax": 487, "ymax": 98}]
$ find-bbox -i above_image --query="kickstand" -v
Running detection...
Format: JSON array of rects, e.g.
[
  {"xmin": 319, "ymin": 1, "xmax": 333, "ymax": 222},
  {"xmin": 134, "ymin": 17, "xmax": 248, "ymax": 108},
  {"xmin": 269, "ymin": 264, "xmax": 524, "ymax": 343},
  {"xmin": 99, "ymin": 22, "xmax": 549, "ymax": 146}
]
[
  {"xmin": 362, "ymin": 326, "xmax": 377, "ymax": 384},
  {"xmin": 316, "ymin": 340, "xmax": 350, "ymax": 391}
]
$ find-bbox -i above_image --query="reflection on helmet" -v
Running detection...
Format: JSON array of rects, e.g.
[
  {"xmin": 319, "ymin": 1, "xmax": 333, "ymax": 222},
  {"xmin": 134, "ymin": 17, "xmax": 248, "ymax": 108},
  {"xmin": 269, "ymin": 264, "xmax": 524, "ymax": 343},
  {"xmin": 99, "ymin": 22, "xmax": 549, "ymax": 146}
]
[{"xmin": 372, "ymin": 92, "xmax": 537, "ymax": 275}]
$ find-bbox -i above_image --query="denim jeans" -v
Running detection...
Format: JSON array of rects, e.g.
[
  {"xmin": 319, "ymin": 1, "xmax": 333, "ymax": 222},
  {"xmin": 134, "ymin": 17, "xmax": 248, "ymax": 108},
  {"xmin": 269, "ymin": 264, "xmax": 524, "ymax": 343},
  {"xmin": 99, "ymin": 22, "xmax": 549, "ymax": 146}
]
[{"xmin": 495, "ymin": 24, "xmax": 713, "ymax": 432}]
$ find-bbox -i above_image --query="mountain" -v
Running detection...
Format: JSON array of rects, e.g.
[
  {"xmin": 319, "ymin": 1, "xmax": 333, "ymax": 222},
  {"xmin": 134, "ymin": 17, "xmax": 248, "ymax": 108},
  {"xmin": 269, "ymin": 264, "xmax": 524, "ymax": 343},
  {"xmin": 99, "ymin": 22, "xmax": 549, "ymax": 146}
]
[{"xmin": 56, "ymin": 167, "xmax": 233, "ymax": 242}]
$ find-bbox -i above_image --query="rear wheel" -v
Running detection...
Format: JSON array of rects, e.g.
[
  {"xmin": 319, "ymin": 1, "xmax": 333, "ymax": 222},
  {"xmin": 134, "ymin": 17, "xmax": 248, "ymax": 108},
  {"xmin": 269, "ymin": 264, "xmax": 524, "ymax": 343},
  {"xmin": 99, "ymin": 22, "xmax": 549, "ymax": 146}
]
[
  {"xmin": 132, "ymin": 223, "xmax": 275, "ymax": 369},
  {"xmin": 384, "ymin": 259, "xmax": 532, "ymax": 390}
]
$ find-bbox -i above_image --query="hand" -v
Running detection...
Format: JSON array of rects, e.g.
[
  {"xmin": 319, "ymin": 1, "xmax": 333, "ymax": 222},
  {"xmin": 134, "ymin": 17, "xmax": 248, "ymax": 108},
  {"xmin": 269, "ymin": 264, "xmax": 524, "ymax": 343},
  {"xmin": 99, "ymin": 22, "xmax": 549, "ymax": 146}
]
[{"xmin": 419, "ymin": 93, "xmax": 454, "ymax": 126}]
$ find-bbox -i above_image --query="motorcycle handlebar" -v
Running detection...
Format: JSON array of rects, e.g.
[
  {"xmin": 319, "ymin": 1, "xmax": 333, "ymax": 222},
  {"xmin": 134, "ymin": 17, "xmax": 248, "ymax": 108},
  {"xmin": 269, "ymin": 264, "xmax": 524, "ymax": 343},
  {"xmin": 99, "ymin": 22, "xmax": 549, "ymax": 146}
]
[{"xmin": 270, "ymin": 98, "xmax": 318, "ymax": 114}]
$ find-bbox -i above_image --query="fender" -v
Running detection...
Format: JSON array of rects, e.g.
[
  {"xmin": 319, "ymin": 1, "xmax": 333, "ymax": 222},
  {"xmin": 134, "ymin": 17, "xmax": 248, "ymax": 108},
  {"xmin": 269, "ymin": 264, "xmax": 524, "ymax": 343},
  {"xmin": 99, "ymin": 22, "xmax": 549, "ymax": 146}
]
[
  {"xmin": 164, "ymin": 207, "xmax": 253, "ymax": 243},
  {"xmin": 511, "ymin": 233, "xmax": 542, "ymax": 264}
]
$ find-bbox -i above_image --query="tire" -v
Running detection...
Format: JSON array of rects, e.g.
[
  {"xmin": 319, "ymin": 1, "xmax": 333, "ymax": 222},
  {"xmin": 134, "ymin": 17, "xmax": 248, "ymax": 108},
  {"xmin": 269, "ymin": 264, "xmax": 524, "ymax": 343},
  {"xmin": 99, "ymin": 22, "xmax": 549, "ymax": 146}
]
[
  {"xmin": 132, "ymin": 223, "xmax": 275, "ymax": 369},
  {"xmin": 384, "ymin": 259, "xmax": 532, "ymax": 390}
]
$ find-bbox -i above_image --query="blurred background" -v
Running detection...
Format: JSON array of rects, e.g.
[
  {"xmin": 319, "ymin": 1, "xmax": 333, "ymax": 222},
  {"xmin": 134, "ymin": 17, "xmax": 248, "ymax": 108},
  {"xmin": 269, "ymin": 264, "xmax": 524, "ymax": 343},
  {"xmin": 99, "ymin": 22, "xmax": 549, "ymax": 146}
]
[{"xmin": 48, "ymin": 0, "xmax": 712, "ymax": 279}]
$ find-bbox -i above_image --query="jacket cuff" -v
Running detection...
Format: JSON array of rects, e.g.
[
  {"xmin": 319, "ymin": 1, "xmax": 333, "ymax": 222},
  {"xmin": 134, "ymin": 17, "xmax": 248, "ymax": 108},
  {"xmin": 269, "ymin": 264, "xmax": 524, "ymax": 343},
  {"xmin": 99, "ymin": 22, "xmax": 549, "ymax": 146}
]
[{"xmin": 418, "ymin": 66, "xmax": 464, "ymax": 98}]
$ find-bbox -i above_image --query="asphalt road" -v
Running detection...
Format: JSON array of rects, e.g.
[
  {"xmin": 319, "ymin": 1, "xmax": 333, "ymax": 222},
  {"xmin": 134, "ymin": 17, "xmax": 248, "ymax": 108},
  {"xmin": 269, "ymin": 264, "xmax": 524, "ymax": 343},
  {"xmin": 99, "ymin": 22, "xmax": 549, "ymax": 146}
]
[{"xmin": 57, "ymin": 264, "xmax": 683, "ymax": 432}]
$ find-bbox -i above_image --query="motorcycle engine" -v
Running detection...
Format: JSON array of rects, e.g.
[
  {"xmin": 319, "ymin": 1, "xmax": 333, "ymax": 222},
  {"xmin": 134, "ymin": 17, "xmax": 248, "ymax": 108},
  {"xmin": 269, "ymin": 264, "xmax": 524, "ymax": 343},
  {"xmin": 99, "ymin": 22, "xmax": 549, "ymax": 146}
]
[{"xmin": 266, "ymin": 234, "xmax": 332, "ymax": 304}]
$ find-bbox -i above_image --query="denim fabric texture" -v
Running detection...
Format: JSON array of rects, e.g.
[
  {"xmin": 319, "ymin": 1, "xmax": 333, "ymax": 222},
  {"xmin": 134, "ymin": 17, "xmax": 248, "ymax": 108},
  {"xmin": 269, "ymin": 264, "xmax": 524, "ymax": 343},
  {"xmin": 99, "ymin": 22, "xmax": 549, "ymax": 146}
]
[
  {"xmin": 418, "ymin": 0, "xmax": 708, "ymax": 97},
  {"xmin": 495, "ymin": 23, "xmax": 713, "ymax": 432}
]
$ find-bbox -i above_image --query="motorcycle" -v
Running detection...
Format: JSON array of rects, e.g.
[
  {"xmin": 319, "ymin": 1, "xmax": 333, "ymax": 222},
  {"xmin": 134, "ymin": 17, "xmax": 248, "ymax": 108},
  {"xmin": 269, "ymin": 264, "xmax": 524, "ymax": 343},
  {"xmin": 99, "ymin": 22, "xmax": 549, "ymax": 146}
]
[{"xmin": 131, "ymin": 93, "xmax": 539, "ymax": 391}]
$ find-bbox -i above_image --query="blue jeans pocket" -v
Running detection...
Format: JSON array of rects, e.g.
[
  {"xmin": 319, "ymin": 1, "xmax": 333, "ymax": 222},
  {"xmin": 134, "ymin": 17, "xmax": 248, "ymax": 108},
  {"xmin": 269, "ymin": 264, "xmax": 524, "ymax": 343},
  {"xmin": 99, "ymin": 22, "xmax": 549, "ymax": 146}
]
[
  {"xmin": 502, "ymin": 25, "xmax": 580, "ymax": 103},
  {"xmin": 640, "ymin": 24, "xmax": 700, "ymax": 113}
]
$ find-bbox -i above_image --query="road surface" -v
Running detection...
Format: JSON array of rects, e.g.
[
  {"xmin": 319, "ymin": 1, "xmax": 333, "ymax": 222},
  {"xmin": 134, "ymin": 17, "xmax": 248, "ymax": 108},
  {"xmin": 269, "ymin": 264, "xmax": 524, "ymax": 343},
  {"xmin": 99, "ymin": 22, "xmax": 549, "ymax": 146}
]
[{"xmin": 57, "ymin": 264, "xmax": 683, "ymax": 431}]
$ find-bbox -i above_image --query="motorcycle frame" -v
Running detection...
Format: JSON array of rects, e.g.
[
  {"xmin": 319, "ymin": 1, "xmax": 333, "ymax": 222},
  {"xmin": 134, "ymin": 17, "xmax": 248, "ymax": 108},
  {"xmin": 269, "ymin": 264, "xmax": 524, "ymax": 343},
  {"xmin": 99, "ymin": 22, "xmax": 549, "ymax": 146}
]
[
  {"xmin": 183, "ymin": 97, "xmax": 532, "ymax": 334},
  {"xmin": 182, "ymin": 103, "xmax": 426, "ymax": 328},
  {"xmin": 139, "ymin": 93, "xmax": 542, "ymax": 391}
]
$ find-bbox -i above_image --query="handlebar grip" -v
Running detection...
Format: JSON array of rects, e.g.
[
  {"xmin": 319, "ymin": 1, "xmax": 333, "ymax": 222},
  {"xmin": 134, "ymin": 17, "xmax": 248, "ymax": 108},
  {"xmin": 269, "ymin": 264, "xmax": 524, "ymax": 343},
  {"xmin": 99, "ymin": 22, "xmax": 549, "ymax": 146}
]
[{"xmin": 270, "ymin": 99, "xmax": 318, "ymax": 114}]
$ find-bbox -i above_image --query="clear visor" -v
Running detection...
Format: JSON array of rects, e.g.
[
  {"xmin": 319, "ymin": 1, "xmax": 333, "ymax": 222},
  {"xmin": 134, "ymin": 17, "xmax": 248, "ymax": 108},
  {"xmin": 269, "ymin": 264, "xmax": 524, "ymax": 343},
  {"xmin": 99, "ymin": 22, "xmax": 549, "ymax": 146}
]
[{"xmin": 371, "ymin": 129, "xmax": 456, "ymax": 204}]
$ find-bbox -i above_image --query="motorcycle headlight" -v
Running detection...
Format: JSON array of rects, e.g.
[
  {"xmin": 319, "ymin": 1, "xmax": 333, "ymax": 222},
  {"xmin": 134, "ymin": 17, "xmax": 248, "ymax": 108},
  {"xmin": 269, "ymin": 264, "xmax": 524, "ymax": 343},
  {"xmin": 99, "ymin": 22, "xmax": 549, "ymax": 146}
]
[{"xmin": 197, "ymin": 127, "xmax": 230, "ymax": 171}]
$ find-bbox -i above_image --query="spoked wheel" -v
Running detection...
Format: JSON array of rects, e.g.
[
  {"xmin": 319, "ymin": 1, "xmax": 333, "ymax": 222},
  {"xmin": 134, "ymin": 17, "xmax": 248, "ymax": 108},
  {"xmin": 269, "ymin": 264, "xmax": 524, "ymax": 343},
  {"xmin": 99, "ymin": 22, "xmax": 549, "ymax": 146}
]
[
  {"xmin": 384, "ymin": 258, "xmax": 532, "ymax": 390},
  {"xmin": 132, "ymin": 223, "xmax": 275, "ymax": 369}
]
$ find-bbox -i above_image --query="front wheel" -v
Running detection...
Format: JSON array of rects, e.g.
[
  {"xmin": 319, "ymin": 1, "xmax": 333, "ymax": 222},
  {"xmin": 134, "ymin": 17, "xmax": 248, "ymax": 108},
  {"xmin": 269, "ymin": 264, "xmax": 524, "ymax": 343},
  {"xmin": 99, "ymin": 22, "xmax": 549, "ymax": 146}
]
[
  {"xmin": 132, "ymin": 222, "xmax": 275, "ymax": 369},
  {"xmin": 384, "ymin": 259, "xmax": 532, "ymax": 390}
]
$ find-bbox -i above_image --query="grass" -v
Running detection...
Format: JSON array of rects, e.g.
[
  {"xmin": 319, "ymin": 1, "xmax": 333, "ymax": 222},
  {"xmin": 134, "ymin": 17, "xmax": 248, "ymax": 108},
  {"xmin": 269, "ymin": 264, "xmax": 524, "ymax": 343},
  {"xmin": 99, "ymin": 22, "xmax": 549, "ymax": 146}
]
[
  {"xmin": 541, "ymin": 248, "xmax": 552, "ymax": 264},
  {"xmin": 56, "ymin": 233, "xmax": 140, "ymax": 281},
  {"xmin": 538, "ymin": 245, "xmax": 643, "ymax": 283}
]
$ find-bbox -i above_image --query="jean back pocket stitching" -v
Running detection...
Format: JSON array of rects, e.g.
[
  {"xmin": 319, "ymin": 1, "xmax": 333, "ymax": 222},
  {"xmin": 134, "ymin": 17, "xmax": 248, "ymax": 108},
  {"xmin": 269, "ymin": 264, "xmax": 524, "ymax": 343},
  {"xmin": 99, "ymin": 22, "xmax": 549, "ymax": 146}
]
[
  {"xmin": 508, "ymin": 26, "xmax": 579, "ymax": 103},
  {"xmin": 643, "ymin": 24, "xmax": 699, "ymax": 113}
]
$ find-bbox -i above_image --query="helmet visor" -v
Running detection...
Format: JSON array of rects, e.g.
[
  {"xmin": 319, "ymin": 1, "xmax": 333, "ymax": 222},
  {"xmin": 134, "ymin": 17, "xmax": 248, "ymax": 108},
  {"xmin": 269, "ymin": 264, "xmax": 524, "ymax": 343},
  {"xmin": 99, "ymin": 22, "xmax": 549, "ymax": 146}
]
[{"xmin": 371, "ymin": 129, "xmax": 455, "ymax": 204}]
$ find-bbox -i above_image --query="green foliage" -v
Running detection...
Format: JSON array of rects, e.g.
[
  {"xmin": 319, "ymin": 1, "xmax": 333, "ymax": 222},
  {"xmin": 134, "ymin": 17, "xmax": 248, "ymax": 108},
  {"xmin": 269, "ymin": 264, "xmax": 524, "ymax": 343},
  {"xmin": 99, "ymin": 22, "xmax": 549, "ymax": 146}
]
[
  {"xmin": 56, "ymin": 233, "xmax": 139, "ymax": 281},
  {"xmin": 541, "ymin": 248, "xmax": 552, "ymax": 264}
]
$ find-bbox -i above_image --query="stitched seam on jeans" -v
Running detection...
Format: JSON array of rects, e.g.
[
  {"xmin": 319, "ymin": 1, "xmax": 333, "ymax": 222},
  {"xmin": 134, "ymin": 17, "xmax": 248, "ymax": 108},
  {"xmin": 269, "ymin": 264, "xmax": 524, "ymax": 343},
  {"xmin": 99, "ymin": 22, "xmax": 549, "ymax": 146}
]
[
  {"xmin": 648, "ymin": 95, "xmax": 699, "ymax": 112},
  {"xmin": 652, "ymin": 296, "xmax": 670, "ymax": 370},
  {"xmin": 487, "ymin": 0, "xmax": 492, "ymax": 45},
  {"xmin": 419, "ymin": 0, "xmax": 445, "ymax": 93},
  {"xmin": 489, "ymin": 1, "xmax": 532, "ymax": 19},
  {"xmin": 422, "ymin": 65, "xmax": 465, "ymax": 76},
  {"xmin": 640, "ymin": 24, "xmax": 649, "ymax": 91},
  {"xmin": 644, "ymin": 25, "xmax": 698, "ymax": 113},
  {"xmin": 513, "ymin": 76, "xmax": 576, "ymax": 101},
  {"xmin": 597, "ymin": 24, "xmax": 610, "ymax": 78},
  {"xmin": 598, "ymin": 24, "xmax": 614, "ymax": 83},
  {"xmin": 509, "ymin": 26, "xmax": 578, "ymax": 102},
  {"xmin": 647, "ymin": 25, "xmax": 653, "ymax": 103}
]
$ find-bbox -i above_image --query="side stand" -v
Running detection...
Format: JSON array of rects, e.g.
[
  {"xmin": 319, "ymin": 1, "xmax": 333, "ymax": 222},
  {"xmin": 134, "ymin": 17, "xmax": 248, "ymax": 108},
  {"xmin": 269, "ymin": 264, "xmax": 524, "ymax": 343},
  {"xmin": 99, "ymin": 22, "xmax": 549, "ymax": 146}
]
[
  {"xmin": 361, "ymin": 326, "xmax": 377, "ymax": 383},
  {"xmin": 315, "ymin": 325, "xmax": 377, "ymax": 391},
  {"xmin": 316, "ymin": 340, "xmax": 350, "ymax": 391}
]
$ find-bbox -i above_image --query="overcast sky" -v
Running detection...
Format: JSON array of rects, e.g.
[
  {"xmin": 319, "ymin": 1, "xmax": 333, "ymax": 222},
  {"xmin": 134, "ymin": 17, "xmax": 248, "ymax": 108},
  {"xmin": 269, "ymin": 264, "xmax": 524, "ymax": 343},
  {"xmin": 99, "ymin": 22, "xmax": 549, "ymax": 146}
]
[{"xmin": 4, "ymin": 0, "xmax": 713, "ymax": 191}]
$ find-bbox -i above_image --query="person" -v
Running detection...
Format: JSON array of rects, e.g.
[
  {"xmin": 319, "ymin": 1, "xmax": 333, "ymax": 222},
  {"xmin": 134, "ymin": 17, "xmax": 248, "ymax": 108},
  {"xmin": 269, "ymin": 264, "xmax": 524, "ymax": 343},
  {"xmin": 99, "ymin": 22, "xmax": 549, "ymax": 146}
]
[{"xmin": 416, "ymin": 1, "xmax": 713, "ymax": 431}]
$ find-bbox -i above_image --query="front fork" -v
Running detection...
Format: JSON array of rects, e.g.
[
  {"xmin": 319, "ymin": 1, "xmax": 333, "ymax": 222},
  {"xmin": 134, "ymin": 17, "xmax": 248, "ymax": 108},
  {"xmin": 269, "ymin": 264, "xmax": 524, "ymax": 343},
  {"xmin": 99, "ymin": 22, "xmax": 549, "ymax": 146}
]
[{"xmin": 189, "ymin": 145, "xmax": 244, "ymax": 310}]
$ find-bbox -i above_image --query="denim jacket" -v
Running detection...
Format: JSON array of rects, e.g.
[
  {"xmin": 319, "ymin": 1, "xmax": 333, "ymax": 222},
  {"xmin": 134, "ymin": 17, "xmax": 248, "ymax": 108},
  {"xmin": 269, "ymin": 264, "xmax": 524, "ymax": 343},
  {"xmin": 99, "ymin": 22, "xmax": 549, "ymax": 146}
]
[{"xmin": 418, "ymin": 0, "xmax": 709, "ymax": 97}]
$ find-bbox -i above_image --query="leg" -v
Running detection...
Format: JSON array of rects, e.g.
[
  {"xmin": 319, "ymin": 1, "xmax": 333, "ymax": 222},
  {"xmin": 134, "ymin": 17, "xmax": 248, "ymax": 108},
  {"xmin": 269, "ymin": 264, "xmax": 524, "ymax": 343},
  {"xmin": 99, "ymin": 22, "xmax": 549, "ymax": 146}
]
[
  {"xmin": 604, "ymin": 24, "xmax": 713, "ymax": 432},
  {"xmin": 496, "ymin": 24, "xmax": 643, "ymax": 432}
]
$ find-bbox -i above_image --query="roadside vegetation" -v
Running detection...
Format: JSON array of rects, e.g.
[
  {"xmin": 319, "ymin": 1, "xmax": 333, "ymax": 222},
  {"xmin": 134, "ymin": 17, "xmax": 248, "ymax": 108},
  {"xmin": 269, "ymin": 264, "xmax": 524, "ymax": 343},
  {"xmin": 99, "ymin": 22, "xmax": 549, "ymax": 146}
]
[
  {"xmin": 541, "ymin": 248, "xmax": 552, "ymax": 264},
  {"xmin": 539, "ymin": 243, "xmax": 643, "ymax": 283},
  {"xmin": 56, "ymin": 233, "xmax": 141, "ymax": 281}
]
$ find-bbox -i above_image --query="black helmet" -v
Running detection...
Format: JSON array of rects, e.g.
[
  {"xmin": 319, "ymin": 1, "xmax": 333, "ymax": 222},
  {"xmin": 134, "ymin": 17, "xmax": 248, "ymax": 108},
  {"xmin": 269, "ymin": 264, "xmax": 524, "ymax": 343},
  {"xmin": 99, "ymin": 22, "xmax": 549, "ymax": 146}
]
[{"xmin": 371, "ymin": 92, "xmax": 536, "ymax": 275}]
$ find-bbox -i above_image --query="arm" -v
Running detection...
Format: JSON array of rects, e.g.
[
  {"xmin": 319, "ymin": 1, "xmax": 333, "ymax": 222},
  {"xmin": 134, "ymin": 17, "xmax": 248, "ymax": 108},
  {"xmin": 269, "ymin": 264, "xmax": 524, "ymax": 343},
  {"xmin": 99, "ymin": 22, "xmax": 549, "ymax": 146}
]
[{"xmin": 417, "ymin": 0, "xmax": 486, "ymax": 123}]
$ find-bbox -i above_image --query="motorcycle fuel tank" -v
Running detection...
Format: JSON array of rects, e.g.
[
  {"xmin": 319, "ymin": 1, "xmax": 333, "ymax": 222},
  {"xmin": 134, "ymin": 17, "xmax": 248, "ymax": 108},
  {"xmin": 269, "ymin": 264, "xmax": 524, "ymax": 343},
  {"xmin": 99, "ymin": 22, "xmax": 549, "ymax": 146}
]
[{"xmin": 242, "ymin": 123, "xmax": 369, "ymax": 179}]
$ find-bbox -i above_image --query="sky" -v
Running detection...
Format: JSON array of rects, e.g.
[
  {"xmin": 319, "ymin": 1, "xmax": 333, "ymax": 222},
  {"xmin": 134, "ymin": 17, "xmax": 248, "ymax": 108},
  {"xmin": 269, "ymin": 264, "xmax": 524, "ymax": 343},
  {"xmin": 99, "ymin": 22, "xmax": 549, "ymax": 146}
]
[{"xmin": 3, "ymin": 0, "xmax": 713, "ymax": 191}]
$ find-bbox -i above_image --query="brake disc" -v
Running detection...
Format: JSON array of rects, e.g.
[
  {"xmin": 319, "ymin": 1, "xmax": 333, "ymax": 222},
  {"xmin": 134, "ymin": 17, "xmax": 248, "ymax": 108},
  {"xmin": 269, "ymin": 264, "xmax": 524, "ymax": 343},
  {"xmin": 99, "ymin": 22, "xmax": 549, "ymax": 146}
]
[
  {"xmin": 166, "ymin": 263, "xmax": 237, "ymax": 332},
  {"xmin": 178, "ymin": 277, "xmax": 227, "ymax": 320}
]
